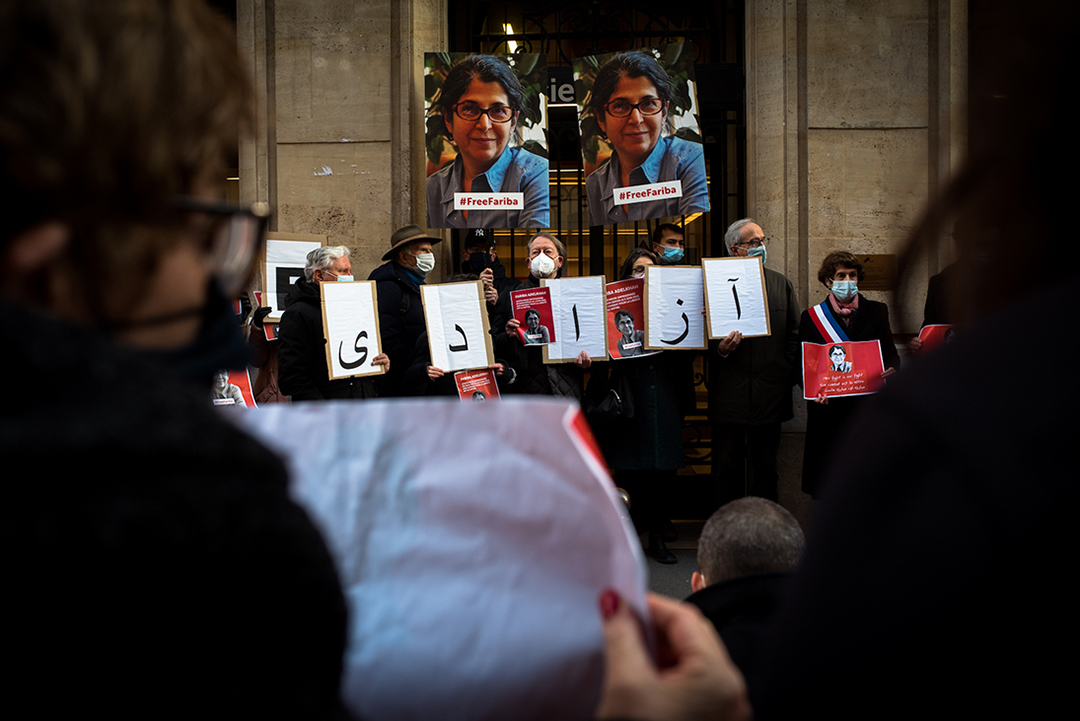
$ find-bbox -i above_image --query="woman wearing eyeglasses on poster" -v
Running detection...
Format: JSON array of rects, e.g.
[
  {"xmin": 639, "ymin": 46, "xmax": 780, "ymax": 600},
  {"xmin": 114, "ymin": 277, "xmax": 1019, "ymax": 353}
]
[
  {"xmin": 426, "ymin": 55, "xmax": 549, "ymax": 230},
  {"xmin": 582, "ymin": 51, "xmax": 710, "ymax": 227}
]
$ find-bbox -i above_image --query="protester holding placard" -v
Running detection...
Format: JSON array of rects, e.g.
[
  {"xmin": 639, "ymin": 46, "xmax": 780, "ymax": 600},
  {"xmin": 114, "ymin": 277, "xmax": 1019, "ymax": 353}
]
[
  {"xmin": 590, "ymin": 248, "xmax": 696, "ymax": 564},
  {"xmin": 369, "ymin": 224, "xmax": 443, "ymax": 396},
  {"xmin": 708, "ymin": 219, "xmax": 800, "ymax": 505},
  {"xmin": 279, "ymin": 246, "xmax": 389, "ymax": 401},
  {"xmin": 402, "ymin": 273, "xmax": 515, "ymax": 397},
  {"xmin": 798, "ymin": 251, "xmax": 899, "ymax": 498},
  {"xmin": 494, "ymin": 233, "xmax": 591, "ymax": 397}
]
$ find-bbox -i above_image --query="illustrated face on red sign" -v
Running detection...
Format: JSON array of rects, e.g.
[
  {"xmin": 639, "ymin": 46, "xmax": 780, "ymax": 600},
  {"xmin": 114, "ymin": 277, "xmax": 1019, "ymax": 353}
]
[{"xmin": 802, "ymin": 340, "xmax": 886, "ymax": 400}]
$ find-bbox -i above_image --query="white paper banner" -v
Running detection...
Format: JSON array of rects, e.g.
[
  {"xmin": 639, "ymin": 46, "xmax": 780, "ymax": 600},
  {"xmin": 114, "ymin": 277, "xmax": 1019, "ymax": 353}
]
[
  {"xmin": 233, "ymin": 398, "xmax": 646, "ymax": 721},
  {"xmin": 322, "ymin": 281, "xmax": 383, "ymax": 379},
  {"xmin": 265, "ymin": 238, "xmax": 323, "ymax": 321},
  {"xmin": 543, "ymin": 275, "xmax": 609, "ymax": 363},
  {"xmin": 645, "ymin": 266, "xmax": 707, "ymax": 350},
  {"xmin": 422, "ymin": 281, "xmax": 493, "ymax": 372},
  {"xmin": 703, "ymin": 257, "xmax": 771, "ymax": 339}
]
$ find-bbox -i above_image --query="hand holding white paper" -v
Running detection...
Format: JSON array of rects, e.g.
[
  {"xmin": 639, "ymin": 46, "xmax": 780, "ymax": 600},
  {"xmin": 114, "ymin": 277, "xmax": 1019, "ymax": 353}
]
[{"xmin": 233, "ymin": 398, "xmax": 646, "ymax": 721}]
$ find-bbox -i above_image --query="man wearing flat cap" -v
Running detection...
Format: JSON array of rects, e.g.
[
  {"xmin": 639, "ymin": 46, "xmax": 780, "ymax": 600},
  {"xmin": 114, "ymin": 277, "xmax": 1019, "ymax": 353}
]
[{"xmin": 368, "ymin": 225, "xmax": 443, "ymax": 396}]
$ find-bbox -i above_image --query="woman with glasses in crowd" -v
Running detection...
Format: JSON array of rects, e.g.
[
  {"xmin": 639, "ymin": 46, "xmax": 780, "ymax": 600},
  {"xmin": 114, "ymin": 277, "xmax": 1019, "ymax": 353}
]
[
  {"xmin": 426, "ymin": 54, "xmax": 549, "ymax": 229},
  {"xmin": 583, "ymin": 51, "xmax": 710, "ymax": 226}
]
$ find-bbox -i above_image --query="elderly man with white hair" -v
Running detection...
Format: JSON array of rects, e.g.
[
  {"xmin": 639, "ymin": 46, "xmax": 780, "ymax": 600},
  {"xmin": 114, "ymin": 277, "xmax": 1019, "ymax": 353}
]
[
  {"xmin": 278, "ymin": 245, "xmax": 389, "ymax": 400},
  {"xmin": 708, "ymin": 219, "xmax": 800, "ymax": 504}
]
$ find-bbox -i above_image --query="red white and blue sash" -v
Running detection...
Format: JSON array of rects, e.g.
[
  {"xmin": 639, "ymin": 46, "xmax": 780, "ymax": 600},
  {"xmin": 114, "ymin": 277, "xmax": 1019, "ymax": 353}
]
[{"xmin": 808, "ymin": 299, "xmax": 850, "ymax": 343}]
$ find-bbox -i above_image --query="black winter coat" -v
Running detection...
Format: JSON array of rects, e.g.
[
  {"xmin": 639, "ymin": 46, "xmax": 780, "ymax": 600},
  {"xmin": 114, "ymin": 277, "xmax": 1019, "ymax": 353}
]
[
  {"xmin": 591, "ymin": 350, "xmax": 696, "ymax": 471},
  {"xmin": 708, "ymin": 268, "xmax": 800, "ymax": 426},
  {"xmin": 798, "ymin": 294, "xmax": 900, "ymax": 497},
  {"xmin": 369, "ymin": 261, "xmax": 427, "ymax": 396},
  {"xmin": 278, "ymin": 276, "xmax": 381, "ymax": 401},
  {"xmin": 2, "ymin": 300, "xmax": 349, "ymax": 718}
]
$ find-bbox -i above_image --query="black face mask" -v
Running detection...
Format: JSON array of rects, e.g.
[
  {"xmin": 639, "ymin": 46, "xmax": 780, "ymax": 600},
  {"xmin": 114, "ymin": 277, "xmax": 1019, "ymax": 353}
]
[
  {"xmin": 466, "ymin": 252, "xmax": 490, "ymax": 272},
  {"xmin": 142, "ymin": 279, "xmax": 251, "ymax": 386}
]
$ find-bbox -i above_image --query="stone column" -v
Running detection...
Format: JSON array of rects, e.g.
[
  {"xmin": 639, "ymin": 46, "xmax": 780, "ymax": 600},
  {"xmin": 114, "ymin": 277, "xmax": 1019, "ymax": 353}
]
[
  {"xmin": 745, "ymin": 0, "xmax": 966, "ymax": 326},
  {"xmin": 238, "ymin": 0, "xmax": 449, "ymax": 276}
]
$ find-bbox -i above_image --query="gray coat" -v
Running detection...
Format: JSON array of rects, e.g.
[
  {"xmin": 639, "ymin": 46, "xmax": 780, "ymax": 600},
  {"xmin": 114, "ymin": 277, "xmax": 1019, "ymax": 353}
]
[{"xmin": 707, "ymin": 268, "xmax": 800, "ymax": 426}]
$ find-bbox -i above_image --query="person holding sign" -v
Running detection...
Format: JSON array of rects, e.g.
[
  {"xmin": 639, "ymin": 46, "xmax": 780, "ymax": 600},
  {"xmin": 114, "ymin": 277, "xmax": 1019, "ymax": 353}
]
[
  {"xmin": 707, "ymin": 219, "xmax": 800, "ymax": 505},
  {"xmin": 798, "ymin": 251, "xmax": 899, "ymax": 498},
  {"xmin": 494, "ymin": 233, "xmax": 591, "ymax": 398},
  {"xmin": 426, "ymin": 55, "xmax": 549, "ymax": 230},
  {"xmin": 591, "ymin": 248, "xmax": 696, "ymax": 564},
  {"xmin": 279, "ymin": 246, "xmax": 389, "ymax": 401},
  {"xmin": 582, "ymin": 51, "xmax": 709, "ymax": 226}
]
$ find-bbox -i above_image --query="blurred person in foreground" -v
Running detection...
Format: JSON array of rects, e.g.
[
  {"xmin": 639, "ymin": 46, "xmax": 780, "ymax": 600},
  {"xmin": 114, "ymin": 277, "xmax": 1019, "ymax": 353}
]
[
  {"xmin": 685, "ymin": 498, "xmax": 804, "ymax": 694},
  {"xmin": 0, "ymin": 1, "xmax": 349, "ymax": 717},
  {"xmin": 597, "ymin": 3, "xmax": 1080, "ymax": 720}
]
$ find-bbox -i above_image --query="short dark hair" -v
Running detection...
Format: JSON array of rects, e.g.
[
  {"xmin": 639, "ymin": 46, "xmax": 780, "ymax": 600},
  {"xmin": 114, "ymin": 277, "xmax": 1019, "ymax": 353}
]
[
  {"xmin": 524, "ymin": 308, "xmax": 540, "ymax": 321},
  {"xmin": 431, "ymin": 55, "xmax": 523, "ymax": 140},
  {"xmin": 817, "ymin": 251, "xmax": 866, "ymax": 285},
  {"xmin": 829, "ymin": 344, "xmax": 847, "ymax": 357},
  {"xmin": 618, "ymin": 247, "xmax": 659, "ymax": 280},
  {"xmin": 652, "ymin": 223, "xmax": 683, "ymax": 246},
  {"xmin": 697, "ymin": 498, "xmax": 805, "ymax": 585},
  {"xmin": 0, "ymin": 0, "xmax": 253, "ymax": 307},
  {"xmin": 614, "ymin": 309, "xmax": 634, "ymax": 325},
  {"xmin": 584, "ymin": 51, "xmax": 673, "ymax": 137}
]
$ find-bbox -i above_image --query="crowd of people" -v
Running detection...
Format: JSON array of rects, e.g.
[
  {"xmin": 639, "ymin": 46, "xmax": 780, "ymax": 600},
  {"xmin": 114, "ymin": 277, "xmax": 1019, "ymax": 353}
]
[{"xmin": 3, "ymin": 0, "xmax": 1075, "ymax": 719}]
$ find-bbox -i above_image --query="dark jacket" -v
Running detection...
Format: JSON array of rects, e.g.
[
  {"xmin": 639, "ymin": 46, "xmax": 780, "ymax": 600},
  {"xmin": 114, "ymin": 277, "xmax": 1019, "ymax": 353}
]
[
  {"xmin": 278, "ymin": 276, "xmax": 381, "ymax": 401},
  {"xmin": 401, "ymin": 330, "xmax": 516, "ymax": 397},
  {"xmin": 757, "ymin": 277, "xmax": 1080, "ymax": 720},
  {"xmin": 2, "ymin": 300, "xmax": 349, "ymax": 718},
  {"xmin": 708, "ymin": 268, "xmax": 800, "ymax": 426},
  {"xmin": 685, "ymin": 572, "xmax": 792, "ymax": 699},
  {"xmin": 492, "ymin": 275, "xmax": 583, "ymax": 399},
  {"xmin": 797, "ymin": 294, "xmax": 900, "ymax": 497},
  {"xmin": 369, "ymin": 261, "xmax": 427, "ymax": 396},
  {"xmin": 591, "ymin": 350, "xmax": 696, "ymax": 471}
]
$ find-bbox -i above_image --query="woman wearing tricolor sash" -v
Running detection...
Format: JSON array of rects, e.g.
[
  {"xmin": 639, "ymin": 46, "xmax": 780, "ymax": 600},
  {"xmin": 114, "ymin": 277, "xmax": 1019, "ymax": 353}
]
[{"xmin": 798, "ymin": 252, "xmax": 900, "ymax": 498}]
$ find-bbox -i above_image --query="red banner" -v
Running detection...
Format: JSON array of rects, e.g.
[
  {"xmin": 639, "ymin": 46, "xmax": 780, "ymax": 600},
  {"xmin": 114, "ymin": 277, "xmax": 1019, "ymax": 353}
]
[
  {"xmin": 802, "ymin": 340, "xmax": 885, "ymax": 400},
  {"xmin": 454, "ymin": 368, "xmax": 501, "ymax": 402}
]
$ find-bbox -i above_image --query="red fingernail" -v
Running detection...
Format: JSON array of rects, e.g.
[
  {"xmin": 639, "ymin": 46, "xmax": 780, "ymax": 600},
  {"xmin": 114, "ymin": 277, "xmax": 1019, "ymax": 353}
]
[{"xmin": 599, "ymin": 589, "xmax": 620, "ymax": 620}]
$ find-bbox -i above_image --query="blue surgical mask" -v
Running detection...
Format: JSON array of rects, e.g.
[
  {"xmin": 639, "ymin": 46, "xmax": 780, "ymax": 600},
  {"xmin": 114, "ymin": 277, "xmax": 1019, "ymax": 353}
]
[
  {"xmin": 662, "ymin": 246, "xmax": 684, "ymax": 263},
  {"xmin": 335, "ymin": 274, "xmax": 354, "ymax": 282},
  {"xmin": 748, "ymin": 245, "xmax": 767, "ymax": 264},
  {"xmin": 832, "ymin": 280, "xmax": 858, "ymax": 302}
]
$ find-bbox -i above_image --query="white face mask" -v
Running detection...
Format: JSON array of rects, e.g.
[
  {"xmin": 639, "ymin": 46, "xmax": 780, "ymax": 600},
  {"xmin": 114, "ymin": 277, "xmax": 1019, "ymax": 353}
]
[
  {"xmin": 412, "ymin": 252, "xmax": 435, "ymax": 276},
  {"xmin": 530, "ymin": 253, "xmax": 557, "ymax": 278}
]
